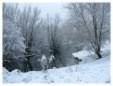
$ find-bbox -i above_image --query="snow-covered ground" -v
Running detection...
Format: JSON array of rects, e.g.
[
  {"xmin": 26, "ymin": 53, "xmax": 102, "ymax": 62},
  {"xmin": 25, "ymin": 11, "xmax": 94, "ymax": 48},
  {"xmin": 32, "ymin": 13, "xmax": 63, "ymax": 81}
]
[
  {"xmin": 72, "ymin": 40, "xmax": 110, "ymax": 64},
  {"xmin": 3, "ymin": 41, "xmax": 110, "ymax": 83}
]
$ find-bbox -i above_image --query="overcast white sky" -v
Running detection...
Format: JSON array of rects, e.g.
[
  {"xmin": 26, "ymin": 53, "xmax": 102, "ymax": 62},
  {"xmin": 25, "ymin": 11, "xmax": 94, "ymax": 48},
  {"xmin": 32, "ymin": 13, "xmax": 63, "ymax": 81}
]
[
  {"xmin": 21, "ymin": 3, "xmax": 68, "ymax": 20},
  {"xmin": 38, "ymin": 3, "xmax": 66, "ymax": 18}
]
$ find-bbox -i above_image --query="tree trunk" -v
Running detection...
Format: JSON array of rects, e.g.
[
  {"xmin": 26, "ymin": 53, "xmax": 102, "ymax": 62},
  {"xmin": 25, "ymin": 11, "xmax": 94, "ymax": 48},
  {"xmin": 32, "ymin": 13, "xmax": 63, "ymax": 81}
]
[
  {"xmin": 97, "ymin": 52, "xmax": 102, "ymax": 59},
  {"xmin": 96, "ymin": 48, "xmax": 102, "ymax": 59},
  {"xmin": 27, "ymin": 57, "xmax": 33, "ymax": 71}
]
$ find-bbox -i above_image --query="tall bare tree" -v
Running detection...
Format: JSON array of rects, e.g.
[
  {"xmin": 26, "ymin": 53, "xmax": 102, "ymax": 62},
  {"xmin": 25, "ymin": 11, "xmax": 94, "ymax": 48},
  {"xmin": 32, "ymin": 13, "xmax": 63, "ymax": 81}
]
[
  {"xmin": 46, "ymin": 15, "xmax": 65, "ymax": 67},
  {"xmin": 67, "ymin": 3, "xmax": 110, "ymax": 59},
  {"xmin": 16, "ymin": 6, "xmax": 42, "ymax": 71}
]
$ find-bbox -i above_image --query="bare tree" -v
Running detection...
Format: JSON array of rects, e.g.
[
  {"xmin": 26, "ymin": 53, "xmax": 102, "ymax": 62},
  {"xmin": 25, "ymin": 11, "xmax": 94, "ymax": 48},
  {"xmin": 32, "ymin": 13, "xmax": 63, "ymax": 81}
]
[
  {"xmin": 16, "ymin": 6, "xmax": 42, "ymax": 71},
  {"xmin": 46, "ymin": 15, "xmax": 65, "ymax": 67},
  {"xmin": 66, "ymin": 3, "xmax": 110, "ymax": 59}
]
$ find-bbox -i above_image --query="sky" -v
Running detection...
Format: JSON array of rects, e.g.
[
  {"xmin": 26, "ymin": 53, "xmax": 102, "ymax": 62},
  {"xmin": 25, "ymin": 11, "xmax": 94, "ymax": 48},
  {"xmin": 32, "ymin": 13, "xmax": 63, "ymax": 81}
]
[
  {"xmin": 21, "ymin": 3, "xmax": 68, "ymax": 21},
  {"xmin": 37, "ymin": 3, "xmax": 67, "ymax": 18}
]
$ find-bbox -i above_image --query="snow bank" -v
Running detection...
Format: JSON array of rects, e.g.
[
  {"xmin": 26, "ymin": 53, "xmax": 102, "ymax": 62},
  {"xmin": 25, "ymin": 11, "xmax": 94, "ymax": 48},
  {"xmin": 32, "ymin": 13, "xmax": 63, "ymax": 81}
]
[
  {"xmin": 72, "ymin": 50, "xmax": 96, "ymax": 64},
  {"xmin": 72, "ymin": 50, "xmax": 91, "ymax": 59},
  {"xmin": 3, "ymin": 57, "xmax": 110, "ymax": 83},
  {"xmin": 72, "ymin": 40, "xmax": 110, "ymax": 63}
]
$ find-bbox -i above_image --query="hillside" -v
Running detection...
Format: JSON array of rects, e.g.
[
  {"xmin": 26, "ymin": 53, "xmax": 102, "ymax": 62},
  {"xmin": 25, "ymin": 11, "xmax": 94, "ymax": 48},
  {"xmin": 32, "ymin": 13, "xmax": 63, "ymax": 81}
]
[{"xmin": 3, "ymin": 42, "xmax": 110, "ymax": 83}]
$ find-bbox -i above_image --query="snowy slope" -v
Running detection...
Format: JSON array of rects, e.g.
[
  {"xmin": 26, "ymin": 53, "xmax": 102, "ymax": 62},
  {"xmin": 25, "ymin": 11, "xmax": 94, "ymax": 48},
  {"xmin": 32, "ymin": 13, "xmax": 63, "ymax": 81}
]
[
  {"xmin": 3, "ymin": 41, "xmax": 110, "ymax": 83},
  {"xmin": 3, "ymin": 57, "xmax": 110, "ymax": 83},
  {"xmin": 72, "ymin": 40, "xmax": 110, "ymax": 64}
]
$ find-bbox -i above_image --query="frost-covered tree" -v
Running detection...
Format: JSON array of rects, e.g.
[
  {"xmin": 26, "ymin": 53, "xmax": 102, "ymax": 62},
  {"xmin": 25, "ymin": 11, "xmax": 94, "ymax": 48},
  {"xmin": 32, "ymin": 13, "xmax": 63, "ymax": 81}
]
[
  {"xmin": 3, "ymin": 4, "xmax": 26, "ymax": 71},
  {"xmin": 3, "ymin": 19, "xmax": 25, "ymax": 58},
  {"xmin": 17, "ymin": 6, "xmax": 42, "ymax": 71},
  {"xmin": 66, "ymin": 3, "xmax": 110, "ymax": 59},
  {"xmin": 46, "ymin": 15, "xmax": 66, "ymax": 67},
  {"xmin": 3, "ymin": 3, "xmax": 25, "ymax": 58}
]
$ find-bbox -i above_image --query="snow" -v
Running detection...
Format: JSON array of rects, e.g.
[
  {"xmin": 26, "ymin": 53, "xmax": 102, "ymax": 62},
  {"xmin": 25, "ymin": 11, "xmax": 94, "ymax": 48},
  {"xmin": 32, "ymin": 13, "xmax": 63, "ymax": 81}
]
[
  {"xmin": 72, "ymin": 50, "xmax": 94, "ymax": 59},
  {"xmin": 3, "ymin": 57, "xmax": 110, "ymax": 83},
  {"xmin": 72, "ymin": 50, "xmax": 96, "ymax": 64},
  {"xmin": 49, "ymin": 55, "xmax": 55, "ymax": 63},
  {"xmin": 72, "ymin": 40, "xmax": 110, "ymax": 64},
  {"xmin": 3, "ymin": 41, "xmax": 110, "ymax": 83}
]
